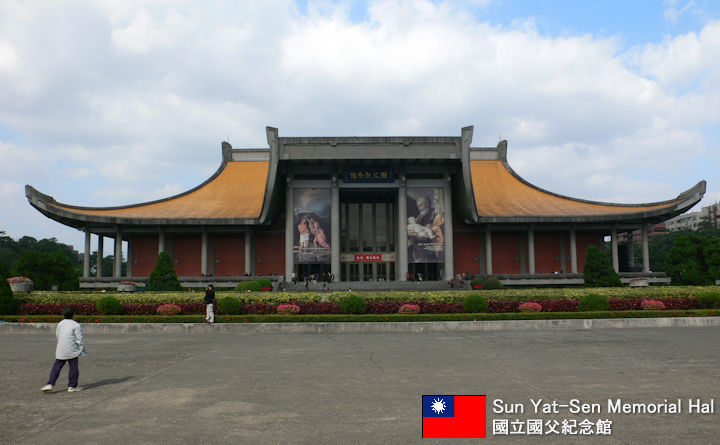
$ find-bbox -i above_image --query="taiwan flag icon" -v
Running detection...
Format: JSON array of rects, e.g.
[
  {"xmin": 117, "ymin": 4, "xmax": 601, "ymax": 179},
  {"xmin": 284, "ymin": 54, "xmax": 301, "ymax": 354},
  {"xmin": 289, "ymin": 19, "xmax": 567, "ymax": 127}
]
[{"xmin": 422, "ymin": 395, "xmax": 486, "ymax": 438}]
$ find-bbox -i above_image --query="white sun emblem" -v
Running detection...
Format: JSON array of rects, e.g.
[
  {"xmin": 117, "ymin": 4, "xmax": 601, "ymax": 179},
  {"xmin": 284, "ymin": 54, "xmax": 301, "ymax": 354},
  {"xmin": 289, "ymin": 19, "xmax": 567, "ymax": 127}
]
[{"xmin": 431, "ymin": 398, "xmax": 446, "ymax": 414}]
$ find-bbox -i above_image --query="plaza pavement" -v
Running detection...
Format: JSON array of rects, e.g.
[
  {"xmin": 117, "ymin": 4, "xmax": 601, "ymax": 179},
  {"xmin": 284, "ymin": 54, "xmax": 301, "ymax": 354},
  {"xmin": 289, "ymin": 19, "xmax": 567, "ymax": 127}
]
[{"xmin": 0, "ymin": 321, "xmax": 718, "ymax": 444}]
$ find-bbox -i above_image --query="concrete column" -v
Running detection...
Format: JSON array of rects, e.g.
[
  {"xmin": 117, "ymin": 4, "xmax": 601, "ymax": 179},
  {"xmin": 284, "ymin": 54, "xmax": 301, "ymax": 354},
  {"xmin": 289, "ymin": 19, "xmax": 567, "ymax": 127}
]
[
  {"xmin": 158, "ymin": 230, "xmax": 165, "ymax": 253},
  {"xmin": 96, "ymin": 236, "xmax": 103, "ymax": 278},
  {"xmin": 83, "ymin": 228, "xmax": 91, "ymax": 278},
  {"xmin": 443, "ymin": 171, "xmax": 454, "ymax": 281},
  {"xmin": 245, "ymin": 230, "xmax": 253, "ymax": 276},
  {"xmin": 611, "ymin": 227, "xmax": 619, "ymax": 273},
  {"xmin": 627, "ymin": 231, "xmax": 635, "ymax": 269},
  {"xmin": 485, "ymin": 226, "xmax": 493, "ymax": 275},
  {"xmin": 113, "ymin": 229, "xmax": 122, "ymax": 278},
  {"xmin": 528, "ymin": 227, "xmax": 535, "ymax": 274},
  {"xmin": 201, "ymin": 229, "xmax": 208, "ymax": 276},
  {"xmin": 397, "ymin": 172, "xmax": 408, "ymax": 281},
  {"xmin": 126, "ymin": 237, "xmax": 133, "ymax": 278},
  {"xmin": 331, "ymin": 174, "xmax": 340, "ymax": 281},
  {"xmin": 285, "ymin": 176, "xmax": 294, "ymax": 280},
  {"xmin": 642, "ymin": 224, "xmax": 650, "ymax": 273},
  {"xmin": 570, "ymin": 227, "xmax": 578, "ymax": 274}
]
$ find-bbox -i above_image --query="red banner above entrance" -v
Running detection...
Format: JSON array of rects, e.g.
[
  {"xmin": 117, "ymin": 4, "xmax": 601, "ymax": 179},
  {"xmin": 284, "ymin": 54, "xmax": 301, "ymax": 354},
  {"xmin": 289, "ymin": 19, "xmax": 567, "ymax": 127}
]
[{"xmin": 341, "ymin": 253, "xmax": 396, "ymax": 262}]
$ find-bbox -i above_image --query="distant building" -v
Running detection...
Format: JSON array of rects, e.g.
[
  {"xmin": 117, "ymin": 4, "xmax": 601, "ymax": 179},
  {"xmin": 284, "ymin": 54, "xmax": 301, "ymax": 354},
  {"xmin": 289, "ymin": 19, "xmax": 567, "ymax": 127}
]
[{"xmin": 665, "ymin": 203, "xmax": 719, "ymax": 231}]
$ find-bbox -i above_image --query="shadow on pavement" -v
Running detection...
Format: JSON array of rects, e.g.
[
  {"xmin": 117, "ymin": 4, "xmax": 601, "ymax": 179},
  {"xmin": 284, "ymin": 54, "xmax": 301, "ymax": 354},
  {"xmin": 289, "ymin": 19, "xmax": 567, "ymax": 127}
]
[{"xmin": 83, "ymin": 376, "xmax": 134, "ymax": 390}]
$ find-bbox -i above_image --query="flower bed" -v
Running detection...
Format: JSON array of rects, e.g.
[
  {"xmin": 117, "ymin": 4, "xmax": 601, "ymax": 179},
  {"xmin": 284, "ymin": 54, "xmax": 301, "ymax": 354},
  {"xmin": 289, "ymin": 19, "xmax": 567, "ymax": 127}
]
[
  {"xmin": 16, "ymin": 296, "xmax": 703, "ymax": 316},
  {"xmin": 3, "ymin": 309, "xmax": 719, "ymax": 324},
  {"xmin": 7, "ymin": 276, "xmax": 34, "ymax": 293}
]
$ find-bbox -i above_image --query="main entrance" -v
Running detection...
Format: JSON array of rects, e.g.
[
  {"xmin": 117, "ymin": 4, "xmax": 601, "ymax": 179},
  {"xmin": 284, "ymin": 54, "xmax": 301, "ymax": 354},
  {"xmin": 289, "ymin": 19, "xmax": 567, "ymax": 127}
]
[{"xmin": 339, "ymin": 190, "xmax": 396, "ymax": 281}]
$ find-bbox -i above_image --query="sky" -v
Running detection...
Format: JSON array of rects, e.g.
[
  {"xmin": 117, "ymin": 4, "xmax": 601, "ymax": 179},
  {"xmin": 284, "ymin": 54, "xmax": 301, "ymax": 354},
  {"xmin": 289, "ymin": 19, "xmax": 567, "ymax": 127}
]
[{"xmin": 1, "ymin": 0, "xmax": 719, "ymax": 254}]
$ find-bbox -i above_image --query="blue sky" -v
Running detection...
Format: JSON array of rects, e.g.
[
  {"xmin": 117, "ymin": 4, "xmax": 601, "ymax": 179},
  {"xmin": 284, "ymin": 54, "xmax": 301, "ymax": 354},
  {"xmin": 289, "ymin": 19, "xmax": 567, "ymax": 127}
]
[{"xmin": 0, "ymin": 0, "xmax": 718, "ymax": 253}]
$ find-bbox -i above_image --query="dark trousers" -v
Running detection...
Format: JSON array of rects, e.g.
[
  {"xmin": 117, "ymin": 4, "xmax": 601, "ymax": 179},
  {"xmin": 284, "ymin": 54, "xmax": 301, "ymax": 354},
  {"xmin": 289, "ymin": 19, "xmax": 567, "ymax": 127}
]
[{"xmin": 47, "ymin": 357, "xmax": 79, "ymax": 388}]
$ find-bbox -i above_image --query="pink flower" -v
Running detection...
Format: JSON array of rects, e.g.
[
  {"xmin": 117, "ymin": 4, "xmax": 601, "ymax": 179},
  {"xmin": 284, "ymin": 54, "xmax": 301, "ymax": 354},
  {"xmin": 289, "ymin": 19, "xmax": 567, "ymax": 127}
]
[
  {"xmin": 156, "ymin": 304, "xmax": 182, "ymax": 315},
  {"xmin": 277, "ymin": 304, "xmax": 300, "ymax": 314},
  {"xmin": 519, "ymin": 302, "xmax": 542, "ymax": 313},
  {"xmin": 640, "ymin": 299, "xmax": 666, "ymax": 310},
  {"xmin": 398, "ymin": 304, "xmax": 420, "ymax": 314}
]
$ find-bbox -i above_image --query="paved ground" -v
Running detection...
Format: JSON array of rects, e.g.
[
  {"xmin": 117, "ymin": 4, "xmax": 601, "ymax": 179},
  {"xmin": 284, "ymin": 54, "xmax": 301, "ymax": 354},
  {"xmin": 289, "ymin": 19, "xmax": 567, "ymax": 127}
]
[{"xmin": 1, "ymin": 325, "xmax": 718, "ymax": 444}]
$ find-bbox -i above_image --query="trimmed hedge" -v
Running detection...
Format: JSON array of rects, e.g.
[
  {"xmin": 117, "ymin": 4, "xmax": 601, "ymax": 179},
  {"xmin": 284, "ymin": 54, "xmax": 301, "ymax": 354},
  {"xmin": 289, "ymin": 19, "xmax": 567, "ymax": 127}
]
[
  {"xmin": 463, "ymin": 294, "xmax": 488, "ymax": 313},
  {"xmin": 3, "ymin": 309, "xmax": 720, "ymax": 323},
  {"xmin": 698, "ymin": 292, "xmax": 720, "ymax": 309},
  {"xmin": 217, "ymin": 297, "xmax": 243, "ymax": 315},
  {"xmin": 341, "ymin": 295, "xmax": 367, "ymax": 314},
  {"xmin": 578, "ymin": 294, "xmax": 610, "ymax": 312},
  {"xmin": 96, "ymin": 296, "xmax": 123, "ymax": 315},
  {"xmin": 236, "ymin": 281, "xmax": 262, "ymax": 292}
]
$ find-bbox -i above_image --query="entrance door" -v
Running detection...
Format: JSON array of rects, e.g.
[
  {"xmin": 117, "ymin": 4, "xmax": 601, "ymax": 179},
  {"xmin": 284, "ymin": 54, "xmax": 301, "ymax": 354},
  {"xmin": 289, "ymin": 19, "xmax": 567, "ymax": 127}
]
[{"xmin": 340, "ymin": 190, "xmax": 396, "ymax": 281}]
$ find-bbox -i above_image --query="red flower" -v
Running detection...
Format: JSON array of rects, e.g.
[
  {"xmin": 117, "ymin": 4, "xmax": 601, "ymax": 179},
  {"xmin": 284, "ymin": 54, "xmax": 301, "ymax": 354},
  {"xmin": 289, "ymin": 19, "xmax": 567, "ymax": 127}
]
[{"xmin": 472, "ymin": 285, "xmax": 484, "ymax": 290}]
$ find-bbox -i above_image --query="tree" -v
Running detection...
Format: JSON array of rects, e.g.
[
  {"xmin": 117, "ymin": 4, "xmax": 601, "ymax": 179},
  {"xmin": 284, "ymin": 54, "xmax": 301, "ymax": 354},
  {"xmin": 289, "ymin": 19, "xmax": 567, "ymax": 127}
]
[
  {"xmin": 583, "ymin": 245, "xmax": 622, "ymax": 287},
  {"xmin": 705, "ymin": 237, "xmax": 720, "ymax": 282},
  {"xmin": 0, "ymin": 263, "xmax": 16, "ymax": 315},
  {"xmin": 11, "ymin": 250, "xmax": 80, "ymax": 290},
  {"xmin": 145, "ymin": 252, "xmax": 182, "ymax": 291},
  {"xmin": 0, "ymin": 231, "xmax": 81, "ymax": 274},
  {"xmin": 664, "ymin": 234, "xmax": 713, "ymax": 285}
]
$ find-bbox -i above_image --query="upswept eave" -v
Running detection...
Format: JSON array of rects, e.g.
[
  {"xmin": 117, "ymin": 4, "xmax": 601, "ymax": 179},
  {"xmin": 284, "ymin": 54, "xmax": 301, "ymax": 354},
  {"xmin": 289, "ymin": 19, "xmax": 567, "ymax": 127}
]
[
  {"xmin": 463, "ymin": 137, "xmax": 706, "ymax": 224},
  {"xmin": 25, "ymin": 145, "xmax": 272, "ymax": 227}
]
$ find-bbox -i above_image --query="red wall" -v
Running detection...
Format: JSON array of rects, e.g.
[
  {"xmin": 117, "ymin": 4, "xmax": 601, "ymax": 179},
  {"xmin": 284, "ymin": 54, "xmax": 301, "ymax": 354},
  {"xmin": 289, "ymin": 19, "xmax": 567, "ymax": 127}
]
[
  {"xmin": 172, "ymin": 235, "xmax": 201, "ymax": 276},
  {"xmin": 534, "ymin": 232, "xmax": 563, "ymax": 274},
  {"xmin": 453, "ymin": 230, "xmax": 482, "ymax": 275},
  {"xmin": 131, "ymin": 235, "xmax": 158, "ymax": 277},
  {"xmin": 491, "ymin": 232, "xmax": 523, "ymax": 274},
  {"xmin": 255, "ymin": 231, "xmax": 284, "ymax": 276},
  {"xmin": 576, "ymin": 232, "xmax": 604, "ymax": 272},
  {"xmin": 213, "ymin": 234, "xmax": 245, "ymax": 276}
]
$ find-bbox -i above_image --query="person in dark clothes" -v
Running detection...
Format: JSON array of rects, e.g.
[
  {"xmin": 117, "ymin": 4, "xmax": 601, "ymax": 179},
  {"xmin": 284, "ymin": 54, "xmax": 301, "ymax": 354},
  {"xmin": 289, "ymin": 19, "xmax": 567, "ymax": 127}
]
[{"xmin": 204, "ymin": 284, "xmax": 216, "ymax": 324}]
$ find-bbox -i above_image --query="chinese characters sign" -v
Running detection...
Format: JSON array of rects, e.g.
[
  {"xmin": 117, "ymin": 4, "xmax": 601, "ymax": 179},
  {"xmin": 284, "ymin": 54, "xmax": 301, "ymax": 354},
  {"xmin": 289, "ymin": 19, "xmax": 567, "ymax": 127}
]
[{"xmin": 343, "ymin": 168, "xmax": 395, "ymax": 183}]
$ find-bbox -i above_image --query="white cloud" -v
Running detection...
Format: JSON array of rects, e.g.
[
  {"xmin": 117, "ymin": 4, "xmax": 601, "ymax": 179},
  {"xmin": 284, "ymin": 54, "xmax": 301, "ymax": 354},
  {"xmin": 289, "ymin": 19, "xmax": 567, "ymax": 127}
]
[
  {"xmin": 0, "ymin": 0, "xmax": 718, "ymax": 249},
  {"xmin": 664, "ymin": 0, "xmax": 696, "ymax": 24}
]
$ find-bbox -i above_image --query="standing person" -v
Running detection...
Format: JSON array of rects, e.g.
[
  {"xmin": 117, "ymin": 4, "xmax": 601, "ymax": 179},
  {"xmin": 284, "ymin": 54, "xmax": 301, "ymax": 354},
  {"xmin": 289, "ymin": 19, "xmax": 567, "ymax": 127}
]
[
  {"xmin": 204, "ymin": 284, "xmax": 216, "ymax": 324},
  {"xmin": 41, "ymin": 306, "xmax": 88, "ymax": 393}
]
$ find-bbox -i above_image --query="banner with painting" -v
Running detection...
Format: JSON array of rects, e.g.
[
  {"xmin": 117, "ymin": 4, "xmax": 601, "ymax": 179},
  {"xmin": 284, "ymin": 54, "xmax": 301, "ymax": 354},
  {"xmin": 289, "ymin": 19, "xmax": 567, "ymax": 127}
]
[
  {"xmin": 293, "ymin": 188, "xmax": 331, "ymax": 264},
  {"xmin": 407, "ymin": 187, "xmax": 445, "ymax": 263}
]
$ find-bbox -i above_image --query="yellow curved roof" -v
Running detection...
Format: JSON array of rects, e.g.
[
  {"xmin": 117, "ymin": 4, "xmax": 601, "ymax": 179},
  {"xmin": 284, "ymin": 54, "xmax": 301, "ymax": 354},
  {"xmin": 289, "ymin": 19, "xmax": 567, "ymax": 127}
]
[
  {"xmin": 52, "ymin": 161, "xmax": 269, "ymax": 220},
  {"xmin": 471, "ymin": 160, "xmax": 674, "ymax": 217}
]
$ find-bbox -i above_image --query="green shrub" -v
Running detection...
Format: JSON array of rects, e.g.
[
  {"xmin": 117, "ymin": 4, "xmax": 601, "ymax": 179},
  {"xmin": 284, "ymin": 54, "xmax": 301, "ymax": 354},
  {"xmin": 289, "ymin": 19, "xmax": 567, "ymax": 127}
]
[
  {"xmin": 0, "ymin": 266, "xmax": 17, "ymax": 315},
  {"xmin": 96, "ymin": 296, "xmax": 123, "ymax": 315},
  {"xmin": 217, "ymin": 296, "xmax": 243, "ymax": 314},
  {"xmin": 583, "ymin": 245, "xmax": 622, "ymax": 287},
  {"xmin": 340, "ymin": 294, "xmax": 367, "ymax": 314},
  {"xmin": 256, "ymin": 277, "xmax": 273, "ymax": 288},
  {"xmin": 698, "ymin": 292, "xmax": 720, "ymax": 309},
  {"xmin": 462, "ymin": 294, "xmax": 488, "ymax": 313},
  {"xmin": 470, "ymin": 277, "xmax": 484, "ymax": 288},
  {"xmin": 236, "ymin": 280, "xmax": 262, "ymax": 292},
  {"xmin": 145, "ymin": 252, "xmax": 182, "ymax": 291},
  {"xmin": 482, "ymin": 277, "xmax": 503, "ymax": 289},
  {"xmin": 578, "ymin": 294, "xmax": 610, "ymax": 312}
]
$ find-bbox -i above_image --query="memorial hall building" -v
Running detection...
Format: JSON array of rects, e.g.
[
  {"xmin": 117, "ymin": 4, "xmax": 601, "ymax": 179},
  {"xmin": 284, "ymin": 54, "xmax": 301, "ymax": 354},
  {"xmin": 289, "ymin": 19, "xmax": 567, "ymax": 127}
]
[{"xmin": 26, "ymin": 126, "xmax": 706, "ymax": 287}]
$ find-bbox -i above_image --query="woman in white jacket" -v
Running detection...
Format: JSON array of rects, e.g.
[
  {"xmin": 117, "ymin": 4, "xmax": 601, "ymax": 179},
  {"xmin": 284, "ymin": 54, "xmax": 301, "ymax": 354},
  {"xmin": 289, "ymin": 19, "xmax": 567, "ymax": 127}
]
[{"xmin": 40, "ymin": 306, "xmax": 88, "ymax": 392}]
